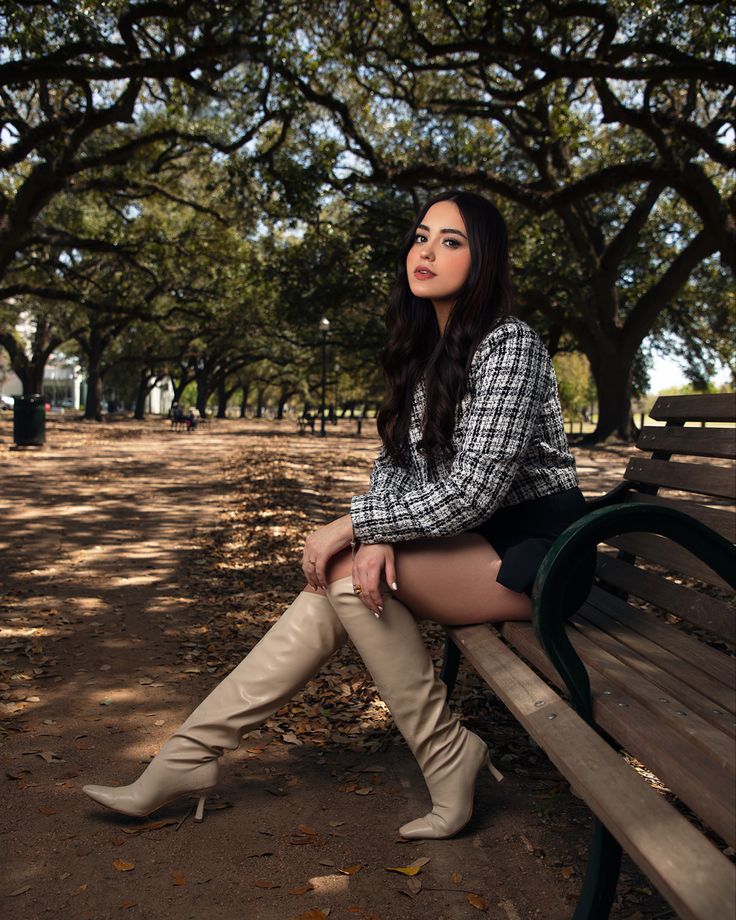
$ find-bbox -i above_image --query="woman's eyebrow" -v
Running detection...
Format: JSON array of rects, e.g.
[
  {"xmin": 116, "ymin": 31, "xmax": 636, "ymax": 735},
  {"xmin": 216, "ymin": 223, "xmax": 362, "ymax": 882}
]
[{"xmin": 417, "ymin": 223, "xmax": 468, "ymax": 239}]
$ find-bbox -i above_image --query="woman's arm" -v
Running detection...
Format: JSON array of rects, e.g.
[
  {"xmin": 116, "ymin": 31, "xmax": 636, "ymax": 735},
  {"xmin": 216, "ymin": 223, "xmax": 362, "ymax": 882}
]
[
  {"xmin": 301, "ymin": 513, "xmax": 353, "ymax": 589},
  {"xmin": 350, "ymin": 322, "xmax": 553, "ymax": 544}
]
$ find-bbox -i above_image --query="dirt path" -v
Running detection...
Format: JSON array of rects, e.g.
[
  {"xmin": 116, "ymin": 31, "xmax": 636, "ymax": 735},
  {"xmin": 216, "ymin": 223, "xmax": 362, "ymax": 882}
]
[{"xmin": 0, "ymin": 416, "xmax": 667, "ymax": 920}]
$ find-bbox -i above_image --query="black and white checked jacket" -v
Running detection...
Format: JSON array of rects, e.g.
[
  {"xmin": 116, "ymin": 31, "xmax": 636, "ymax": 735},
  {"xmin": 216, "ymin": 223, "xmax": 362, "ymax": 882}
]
[{"xmin": 351, "ymin": 317, "xmax": 579, "ymax": 544}]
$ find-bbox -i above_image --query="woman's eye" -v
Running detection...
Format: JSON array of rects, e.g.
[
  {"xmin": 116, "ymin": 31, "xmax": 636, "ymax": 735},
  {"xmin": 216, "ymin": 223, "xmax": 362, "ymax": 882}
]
[
  {"xmin": 443, "ymin": 238, "xmax": 460, "ymax": 248},
  {"xmin": 414, "ymin": 234, "xmax": 427, "ymax": 244}
]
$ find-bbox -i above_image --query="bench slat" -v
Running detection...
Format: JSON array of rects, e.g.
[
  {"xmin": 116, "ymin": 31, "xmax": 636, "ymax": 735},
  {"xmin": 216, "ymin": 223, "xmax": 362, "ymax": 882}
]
[
  {"xmin": 626, "ymin": 492, "xmax": 736, "ymax": 541},
  {"xmin": 595, "ymin": 555, "xmax": 736, "ymax": 644},
  {"xmin": 576, "ymin": 602, "xmax": 735, "ymax": 724},
  {"xmin": 607, "ymin": 532, "xmax": 733, "ymax": 590},
  {"xmin": 625, "ymin": 457, "xmax": 736, "ymax": 500},
  {"xmin": 501, "ymin": 621, "xmax": 736, "ymax": 847},
  {"xmin": 649, "ymin": 393, "xmax": 736, "ymax": 422},
  {"xmin": 585, "ymin": 585, "xmax": 736, "ymax": 687},
  {"xmin": 447, "ymin": 623, "xmax": 736, "ymax": 920},
  {"xmin": 636, "ymin": 425, "xmax": 736, "ymax": 459}
]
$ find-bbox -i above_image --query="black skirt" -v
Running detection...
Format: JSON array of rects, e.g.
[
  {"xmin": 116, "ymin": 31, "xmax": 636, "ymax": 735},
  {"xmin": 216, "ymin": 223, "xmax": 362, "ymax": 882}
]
[{"xmin": 471, "ymin": 487, "xmax": 596, "ymax": 613}]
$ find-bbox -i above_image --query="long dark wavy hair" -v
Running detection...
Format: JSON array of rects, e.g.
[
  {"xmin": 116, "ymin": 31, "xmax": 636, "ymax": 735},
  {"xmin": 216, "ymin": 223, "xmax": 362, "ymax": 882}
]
[{"xmin": 377, "ymin": 190, "xmax": 514, "ymax": 465}]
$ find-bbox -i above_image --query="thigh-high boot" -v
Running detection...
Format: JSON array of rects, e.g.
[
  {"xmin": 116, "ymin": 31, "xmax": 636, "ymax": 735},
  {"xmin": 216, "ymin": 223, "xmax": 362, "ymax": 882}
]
[
  {"xmin": 83, "ymin": 591, "xmax": 346, "ymax": 819},
  {"xmin": 326, "ymin": 576, "xmax": 501, "ymax": 839}
]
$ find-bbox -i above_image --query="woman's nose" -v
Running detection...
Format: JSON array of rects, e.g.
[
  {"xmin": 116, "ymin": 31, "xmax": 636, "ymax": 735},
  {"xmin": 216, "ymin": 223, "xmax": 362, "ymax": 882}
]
[{"xmin": 420, "ymin": 243, "xmax": 435, "ymax": 260}]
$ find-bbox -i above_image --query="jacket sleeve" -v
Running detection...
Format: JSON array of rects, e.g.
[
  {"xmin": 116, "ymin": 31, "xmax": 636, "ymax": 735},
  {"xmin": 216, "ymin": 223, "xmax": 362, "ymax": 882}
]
[
  {"xmin": 350, "ymin": 323, "xmax": 550, "ymax": 543},
  {"xmin": 367, "ymin": 450, "xmax": 405, "ymax": 495}
]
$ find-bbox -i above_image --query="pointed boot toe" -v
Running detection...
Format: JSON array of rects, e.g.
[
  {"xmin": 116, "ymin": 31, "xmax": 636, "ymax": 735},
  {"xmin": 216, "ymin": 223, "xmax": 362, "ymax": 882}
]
[{"xmin": 82, "ymin": 783, "xmax": 149, "ymax": 817}]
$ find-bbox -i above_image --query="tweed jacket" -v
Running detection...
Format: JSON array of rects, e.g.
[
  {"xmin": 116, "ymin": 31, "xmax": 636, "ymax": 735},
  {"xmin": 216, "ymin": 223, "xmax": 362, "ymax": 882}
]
[{"xmin": 350, "ymin": 317, "xmax": 579, "ymax": 544}]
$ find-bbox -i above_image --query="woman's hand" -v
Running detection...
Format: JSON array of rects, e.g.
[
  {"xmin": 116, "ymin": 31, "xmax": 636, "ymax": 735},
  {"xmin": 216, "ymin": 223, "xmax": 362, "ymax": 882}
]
[
  {"xmin": 301, "ymin": 514, "xmax": 353, "ymax": 589},
  {"xmin": 352, "ymin": 543, "xmax": 397, "ymax": 617}
]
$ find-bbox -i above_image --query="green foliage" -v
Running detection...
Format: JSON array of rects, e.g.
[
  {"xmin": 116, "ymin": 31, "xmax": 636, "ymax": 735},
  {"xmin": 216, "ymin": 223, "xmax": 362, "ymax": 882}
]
[{"xmin": 553, "ymin": 353, "xmax": 596, "ymax": 417}]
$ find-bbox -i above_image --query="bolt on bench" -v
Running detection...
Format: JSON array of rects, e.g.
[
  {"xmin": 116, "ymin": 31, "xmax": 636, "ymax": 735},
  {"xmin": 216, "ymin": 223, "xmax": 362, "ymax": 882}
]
[{"xmin": 441, "ymin": 392, "xmax": 736, "ymax": 920}]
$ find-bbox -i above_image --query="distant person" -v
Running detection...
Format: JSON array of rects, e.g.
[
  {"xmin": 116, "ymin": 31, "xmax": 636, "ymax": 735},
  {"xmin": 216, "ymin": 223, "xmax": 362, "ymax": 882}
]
[
  {"xmin": 83, "ymin": 191, "xmax": 594, "ymax": 839},
  {"xmin": 185, "ymin": 408, "xmax": 197, "ymax": 431},
  {"xmin": 170, "ymin": 402, "xmax": 184, "ymax": 430}
]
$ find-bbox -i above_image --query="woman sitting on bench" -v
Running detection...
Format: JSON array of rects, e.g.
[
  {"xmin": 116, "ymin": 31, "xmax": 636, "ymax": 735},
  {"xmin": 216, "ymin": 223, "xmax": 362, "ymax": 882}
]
[{"xmin": 83, "ymin": 191, "xmax": 589, "ymax": 840}]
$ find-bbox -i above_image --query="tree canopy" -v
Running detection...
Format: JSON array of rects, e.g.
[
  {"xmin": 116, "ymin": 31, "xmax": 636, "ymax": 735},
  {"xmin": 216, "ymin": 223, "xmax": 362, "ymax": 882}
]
[{"xmin": 1, "ymin": 0, "xmax": 732, "ymax": 437}]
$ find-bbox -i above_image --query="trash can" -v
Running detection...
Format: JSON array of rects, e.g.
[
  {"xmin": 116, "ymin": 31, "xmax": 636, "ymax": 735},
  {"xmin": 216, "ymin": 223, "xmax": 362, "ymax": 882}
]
[{"xmin": 13, "ymin": 394, "xmax": 46, "ymax": 447}]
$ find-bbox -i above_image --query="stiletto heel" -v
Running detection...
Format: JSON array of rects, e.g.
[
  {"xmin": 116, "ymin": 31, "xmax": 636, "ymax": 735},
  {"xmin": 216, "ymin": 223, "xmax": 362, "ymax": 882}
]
[
  {"xmin": 82, "ymin": 591, "xmax": 348, "ymax": 820},
  {"xmin": 487, "ymin": 753, "xmax": 504, "ymax": 783}
]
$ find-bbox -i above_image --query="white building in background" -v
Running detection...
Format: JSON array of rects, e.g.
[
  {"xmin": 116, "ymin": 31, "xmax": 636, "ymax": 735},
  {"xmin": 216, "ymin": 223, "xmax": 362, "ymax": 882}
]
[{"xmin": 0, "ymin": 350, "xmax": 84, "ymax": 409}]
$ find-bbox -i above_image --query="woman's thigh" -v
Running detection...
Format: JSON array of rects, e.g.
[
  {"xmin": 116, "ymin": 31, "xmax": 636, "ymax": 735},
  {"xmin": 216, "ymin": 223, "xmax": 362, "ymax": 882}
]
[{"xmin": 393, "ymin": 534, "xmax": 531, "ymax": 625}]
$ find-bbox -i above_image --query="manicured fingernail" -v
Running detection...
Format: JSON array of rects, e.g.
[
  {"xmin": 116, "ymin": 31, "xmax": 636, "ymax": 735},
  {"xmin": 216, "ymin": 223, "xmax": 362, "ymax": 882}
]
[
  {"xmin": 373, "ymin": 611, "xmax": 380, "ymax": 618},
  {"xmin": 377, "ymin": 605, "xmax": 384, "ymax": 613},
  {"xmin": 391, "ymin": 581, "xmax": 398, "ymax": 591}
]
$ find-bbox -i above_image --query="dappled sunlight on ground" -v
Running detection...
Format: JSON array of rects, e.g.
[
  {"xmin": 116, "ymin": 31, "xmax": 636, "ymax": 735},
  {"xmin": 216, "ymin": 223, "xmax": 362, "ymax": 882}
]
[{"xmin": 1, "ymin": 414, "xmax": 669, "ymax": 920}]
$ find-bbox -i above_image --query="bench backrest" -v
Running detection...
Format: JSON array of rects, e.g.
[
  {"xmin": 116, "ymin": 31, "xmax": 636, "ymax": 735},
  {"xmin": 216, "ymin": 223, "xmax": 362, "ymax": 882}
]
[{"xmin": 594, "ymin": 392, "xmax": 736, "ymax": 643}]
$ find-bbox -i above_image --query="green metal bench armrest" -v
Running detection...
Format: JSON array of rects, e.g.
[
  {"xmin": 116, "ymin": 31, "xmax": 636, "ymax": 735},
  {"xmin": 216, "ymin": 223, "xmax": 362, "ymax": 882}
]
[
  {"xmin": 531, "ymin": 502, "xmax": 736, "ymax": 724},
  {"xmin": 583, "ymin": 481, "xmax": 634, "ymax": 513}
]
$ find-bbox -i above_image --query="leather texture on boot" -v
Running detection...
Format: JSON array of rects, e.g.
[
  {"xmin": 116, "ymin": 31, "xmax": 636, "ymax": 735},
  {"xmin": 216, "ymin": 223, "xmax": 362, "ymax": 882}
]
[
  {"xmin": 326, "ymin": 576, "xmax": 490, "ymax": 840},
  {"xmin": 83, "ymin": 590, "xmax": 346, "ymax": 817}
]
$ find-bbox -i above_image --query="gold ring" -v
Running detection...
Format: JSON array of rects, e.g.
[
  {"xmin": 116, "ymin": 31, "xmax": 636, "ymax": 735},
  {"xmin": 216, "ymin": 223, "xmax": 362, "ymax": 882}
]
[{"xmin": 353, "ymin": 584, "xmax": 362, "ymax": 596}]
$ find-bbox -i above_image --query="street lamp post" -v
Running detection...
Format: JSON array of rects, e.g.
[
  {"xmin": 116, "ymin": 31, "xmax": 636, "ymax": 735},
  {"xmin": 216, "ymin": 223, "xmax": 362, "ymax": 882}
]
[{"xmin": 319, "ymin": 317, "xmax": 330, "ymax": 437}]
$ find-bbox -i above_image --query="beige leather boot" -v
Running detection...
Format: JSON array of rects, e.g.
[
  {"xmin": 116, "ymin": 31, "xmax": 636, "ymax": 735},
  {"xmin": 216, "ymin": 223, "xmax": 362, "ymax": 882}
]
[
  {"xmin": 83, "ymin": 590, "xmax": 346, "ymax": 820},
  {"xmin": 326, "ymin": 576, "xmax": 501, "ymax": 839}
]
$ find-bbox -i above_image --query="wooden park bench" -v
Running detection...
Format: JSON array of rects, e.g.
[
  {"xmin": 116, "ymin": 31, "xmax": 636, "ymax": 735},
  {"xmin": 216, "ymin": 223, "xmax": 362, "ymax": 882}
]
[{"xmin": 441, "ymin": 392, "xmax": 736, "ymax": 920}]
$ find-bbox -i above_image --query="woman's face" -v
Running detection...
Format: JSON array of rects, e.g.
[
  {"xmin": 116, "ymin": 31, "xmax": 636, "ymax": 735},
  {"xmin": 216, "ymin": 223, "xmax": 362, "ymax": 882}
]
[{"xmin": 406, "ymin": 200, "xmax": 472, "ymax": 312}]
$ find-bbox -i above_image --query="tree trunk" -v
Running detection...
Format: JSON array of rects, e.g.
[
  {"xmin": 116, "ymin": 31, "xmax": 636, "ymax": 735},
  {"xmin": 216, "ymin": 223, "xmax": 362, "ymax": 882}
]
[
  {"xmin": 239, "ymin": 382, "xmax": 250, "ymax": 418},
  {"xmin": 85, "ymin": 362, "xmax": 104, "ymax": 421},
  {"xmin": 0, "ymin": 318, "xmax": 61, "ymax": 396},
  {"xmin": 195, "ymin": 371, "xmax": 210, "ymax": 418},
  {"xmin": 585, "ymin": 345, "xmax": 638, "ymax": 442},
  {"xmin": 216, "ymin": 370, "xmax": 228, "ymax": 419},
  {"xmin": 133, "ymin": 369, "xmax": 150, "ymax": 420},
  {"xmin": 256, "ymin": 386, "xmax": 266, "ymax": 418},
  {"xmin": 276, "ymin": 388, "xmax": 295, "ymax": 420}
]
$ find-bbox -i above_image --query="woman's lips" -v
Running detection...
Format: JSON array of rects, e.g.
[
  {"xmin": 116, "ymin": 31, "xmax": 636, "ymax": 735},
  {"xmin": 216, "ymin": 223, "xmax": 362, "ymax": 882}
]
[{"xmin": 413, "ymin": 266, "xmax": 436, "ymax": 279}]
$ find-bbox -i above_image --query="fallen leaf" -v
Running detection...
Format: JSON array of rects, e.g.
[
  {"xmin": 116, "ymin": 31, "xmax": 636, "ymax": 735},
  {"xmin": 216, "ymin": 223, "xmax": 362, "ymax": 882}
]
[
  {"xmin": 329, "ymin": 821, "xmax": 344, "ymax": 828},
  {"xmin": 467, "ymin": 892, "xmax": 488, "ymax": 911},
  {"xmin": 113, "ymin": 859, "xmax": 135, "ymax": 872},
  {"xmin": 561, "ymin": 866, "xmax": 574, "ymax": 879},
  {"xmin": 119, "ymin": 899, "xmax": 138, "ymax": 909},
  {"xmin": 282, "ymin": 732, "xmax": 302, "ymax": 745},
  {"xmin": 354, "ymin": 787, "xmax": 373, "ymax": 795},
  {"xmin": 72, "ymin": 883, "xmax": 88, "ymax": 896},
  {"xmin": 8, "ymin": 886, "xmax": 31, "ymax": 897},
  {"xmin": 385, "ymin": 857, "xmax": 430, "ymax": 877},
  {"xmin": 298, "ymin": 824, "xmax": 318, "ymax": 835},
  {"xmin": 38, "ymin": 805, "xmax": 58, "ymax": 815},
  {"xmin": 254, "ymin": 879, "xmax": 279, "ymax": 889},
  {"xmin": 293, "ymin": 911, "xmax": 329, "ymax": 920},
  {"xmin": 452, "ymin": 871, "xmax": 463, "ymax": 885},
  {"xmin": 289, "ymin": 882, "xmax": 315, "ymax": 895},
  {"xmin": 406, "ymin": 877, "xmax": 422, "ymax": 896},
  {"xmin": 172, "ymin": 871, "xmax": 187, "ymax": 886},
  {"xmin": 338, "ymin": 864, "xmax": 363, "ymax": 875}
]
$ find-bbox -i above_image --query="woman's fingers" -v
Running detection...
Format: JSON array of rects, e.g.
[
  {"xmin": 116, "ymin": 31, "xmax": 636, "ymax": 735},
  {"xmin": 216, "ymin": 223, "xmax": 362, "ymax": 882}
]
[
  {"xmin": 353, "ymin": 567, "xmax": 383, "ymax": 616},
  {"xmin": 385, "ymin": 556, "xmax": 398, "ymax": 593}
]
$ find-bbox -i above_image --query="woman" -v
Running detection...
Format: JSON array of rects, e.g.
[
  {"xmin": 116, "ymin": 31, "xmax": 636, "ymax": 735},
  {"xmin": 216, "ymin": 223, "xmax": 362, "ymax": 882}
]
[{"xmin": 83, "ymin": 191, "xmax": 589, "ymax": 840}]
